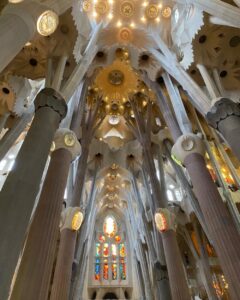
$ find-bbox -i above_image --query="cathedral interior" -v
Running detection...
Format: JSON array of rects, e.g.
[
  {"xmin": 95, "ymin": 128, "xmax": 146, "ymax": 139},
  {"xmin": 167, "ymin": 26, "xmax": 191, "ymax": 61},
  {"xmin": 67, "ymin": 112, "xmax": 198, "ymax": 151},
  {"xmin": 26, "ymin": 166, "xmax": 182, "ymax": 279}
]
[{"xmin": 0, "ymin": 0, "xmax": 240, "ymax": 299}]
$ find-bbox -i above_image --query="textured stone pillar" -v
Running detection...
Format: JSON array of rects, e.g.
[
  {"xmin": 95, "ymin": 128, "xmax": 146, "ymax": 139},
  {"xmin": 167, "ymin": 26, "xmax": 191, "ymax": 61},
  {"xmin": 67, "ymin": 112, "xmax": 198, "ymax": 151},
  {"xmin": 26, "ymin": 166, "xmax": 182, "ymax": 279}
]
[
  {"xmin": 10, "ymin": 129, "xmax": 81, "ymax": 300},
  {"xmin": 0, "ymin": 112, "xmax": 33, "ymax": 162},
  {"xmin": 155, "ymin": 208, "xmax": 191, "ymax": 300},
  {"xmin": 50, "ymin": 207, "xmax": 83, "ymax": 300},
  {"xmin": 154, "ymin": 262, "xmax": 172, "ymax": 300},
  {"xmin": 0, "ymin": 88, "xmax": 67, "ymax": 299},
  {"xmin": 172, "ymin": 133, "xmax": 240, "ymax": 300},
  {"xmin": 207, "ymin": 98, "xmax": 240, "ymax": 160}
]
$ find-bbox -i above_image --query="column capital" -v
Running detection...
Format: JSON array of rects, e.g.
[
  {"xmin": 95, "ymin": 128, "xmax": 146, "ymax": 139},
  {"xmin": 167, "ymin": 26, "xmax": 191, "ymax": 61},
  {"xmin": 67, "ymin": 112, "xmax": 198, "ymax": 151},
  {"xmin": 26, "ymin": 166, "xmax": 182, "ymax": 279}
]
[
  {"xmin": 60, "ymin": 207, "xmax": 84, "ymax": 232},
  {"xmin": 34, "ymin": 88, "xmax": 67, "ymax": 121},
  {"xmin": 155, "ymin": 208, "xmax": 177, "ymax": 232},
  {"xmin": 52, "ymin": 128, "xmax": 81, "ymax": 160},
  {"xmin": 171, "ymin": 133, "xmax": 205, "ymax": 164},
  {"xmin": 207, "ymin": 97, "xmax": 240, "ymax": 130}
]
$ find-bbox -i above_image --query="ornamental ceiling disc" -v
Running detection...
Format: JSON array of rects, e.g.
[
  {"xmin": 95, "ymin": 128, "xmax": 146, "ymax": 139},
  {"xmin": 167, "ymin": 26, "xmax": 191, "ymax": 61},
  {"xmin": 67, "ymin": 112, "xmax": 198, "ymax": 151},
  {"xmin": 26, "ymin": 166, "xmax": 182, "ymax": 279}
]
[
  {"xmin": 95, "ymin": 0, "xmax": 110, "ymax": 15},
  {"xmin": 120, "ymin": 1, "xmax": 135, "ymax": 18},
  {"xmin": 145, "ymin": 4, "xmax": 159, "ymax": 20}
]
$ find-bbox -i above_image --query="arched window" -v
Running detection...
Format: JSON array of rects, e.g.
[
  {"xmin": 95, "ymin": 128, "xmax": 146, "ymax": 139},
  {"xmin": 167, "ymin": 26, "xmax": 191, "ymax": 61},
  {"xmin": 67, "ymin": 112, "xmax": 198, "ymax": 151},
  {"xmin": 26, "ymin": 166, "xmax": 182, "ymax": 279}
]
[{"xmin": 94, "ymin": 215, "xmax": 127, "ymax": 283}]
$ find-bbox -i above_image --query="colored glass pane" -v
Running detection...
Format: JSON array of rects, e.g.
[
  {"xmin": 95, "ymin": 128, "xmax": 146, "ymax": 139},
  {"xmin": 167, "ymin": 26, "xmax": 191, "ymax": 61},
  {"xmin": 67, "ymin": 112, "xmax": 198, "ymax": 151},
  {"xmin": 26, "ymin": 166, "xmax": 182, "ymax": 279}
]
[
  {"xmin": 95, "ymin": 259, "xmax": 100, "ymax": 280},
  {"xmin": 99, "ymin": 234, "xmax": 105, "ymax": 243},
  {"xmin": 120, "ymin": 259, "xmax": 126, "ymax": 280},
  {"xmin": 115, "ymin": 235, "xmax": 121, "ymax": 243},
  {"xmin": 112, "ymin": 263, "xmax": 117, "ymax": 280},
  {"xmin": 96, "ymin": 243, "xmax": 101, "ymax": 256},
  {"xmin": 103, "ymin": 263, "xmax": 108, "ymax": 280},
  {"xmin": 111, "ymin": 244, "xmax": 117, "ymax": 256},
  {"xmin": 119, "ymin": 243, "xmax": 126, "ymax": 257},
  {"xmin": 103, "ymin": 216, "xmax": 117, "ymax": 238},
  {"xmin": 103, "ymin": 243, "xmax": 109, "ymax": 257}
]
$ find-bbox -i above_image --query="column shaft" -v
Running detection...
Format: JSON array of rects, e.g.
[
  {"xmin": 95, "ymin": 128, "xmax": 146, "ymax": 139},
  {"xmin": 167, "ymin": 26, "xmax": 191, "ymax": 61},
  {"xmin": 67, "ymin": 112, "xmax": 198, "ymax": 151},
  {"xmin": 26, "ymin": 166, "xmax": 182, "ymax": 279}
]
[
  {"xmin": 0, "ymin": 14, "xmax": 34, "ymax": 72},
  {"xmin": 10, "ymin": 149, "xmax": 72, "ymax": 300},
  {"xmin": 0, "ymin": 89, "xmax": 66, "ymax": 299},
  {"xmin": 162, "ymin": 230, "xmax": 191, "ymax": 300},
  {"xmin": 50, "ymin": 229, "xmax": 77, "ymax": 300},
  {"xmin": 184, "ymin": 153, "xmax": 240, "ymax": 299}
]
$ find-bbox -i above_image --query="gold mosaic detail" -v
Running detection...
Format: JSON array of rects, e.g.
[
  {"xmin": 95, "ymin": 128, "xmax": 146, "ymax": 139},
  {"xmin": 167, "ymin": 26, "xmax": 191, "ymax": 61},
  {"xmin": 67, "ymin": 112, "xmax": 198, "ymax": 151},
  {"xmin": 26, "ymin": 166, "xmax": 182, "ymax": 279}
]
[
  {"xmin": 120, "ymin": 1, "xmax": 135, "ymax": 17},
  {"xmin": 145, "ymin": 4, "xmax": 159, "ymax": 20}
]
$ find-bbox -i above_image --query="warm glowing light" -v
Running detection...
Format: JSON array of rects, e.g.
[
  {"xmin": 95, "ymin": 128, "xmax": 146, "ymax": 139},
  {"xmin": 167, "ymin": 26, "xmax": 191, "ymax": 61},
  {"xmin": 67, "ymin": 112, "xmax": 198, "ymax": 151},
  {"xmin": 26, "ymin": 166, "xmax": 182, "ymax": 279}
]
[
  {"xmin": 71, "ymin": 211, "xmax": 83, "ymax": 231},
  {"xmin": 8, "ymin": 0, "xmax": 23, "ymax": 2},
  {"xmin": 25, "ymin": 42, "xmax": 32, "ymax": 47},
  {"xmin": 108, "ymin": 13, "xmax": 113, "ymax": 19},
  {"xmin": 142, "ymin": 1, "xmax": 148, "ymax": 7},
  {"xmin": 158, "ymin": 3, "xmax": 162, "ymax": 8},
  {"xmin": 108, "ymin": 0, "xmax": 113, "ymax": 3},
  {"xmin": 156, "ymin": 17, "xmax": 160, "ymax": 22},
  {"xmin": 130, "ymin": 22, "xmax": 135, "ymax": 28},
  {"xmin": 93, "ymin": 11, "xmax": 98, "ymax": 17},
  {"xmin": 64, "ymin": 133, "xmax": 76, "ymax": 147},
  {"xmin": 37, "ymin": 10, "xmax": 59, "ymax": 36},
  {"xmin": 103, "ymin": 216, "xmax": 117, "ymax": 237},
  {"xmin": 141, "ymin": 16, "xmax": 146, "ymax": 22},
  {"xmin": 155, "ymin": 212, "xmax": 168, "ymax": 232},
  {"xmin": 117, "ymin": 20, "xmax": 122, "ymax": 27}
]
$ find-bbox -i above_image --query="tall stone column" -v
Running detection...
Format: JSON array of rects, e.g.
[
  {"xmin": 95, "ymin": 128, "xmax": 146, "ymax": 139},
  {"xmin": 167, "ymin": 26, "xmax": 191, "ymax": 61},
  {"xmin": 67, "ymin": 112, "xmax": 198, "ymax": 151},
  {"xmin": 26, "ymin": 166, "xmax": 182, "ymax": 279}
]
[
  {"xmin": 50, "ymin": 208, "xmax": 83, "ymax": 300},
  {"xmin": 172, "ymin": 133, "xmax": 240, "ymax": 300},
  {"xmin": 207, "ymin": 98, "xmax": 240, "ymax": 160},
  {"xmin": 0, "ymin": 88, "xmax": 67, "ymax": 299},
  {"xmin": 155, "ymin": 208, "xmax": 191, "ymax": 300},
  {"xmin": 10, "ymin": 129, "xmax": 81, "ymax": 300}
]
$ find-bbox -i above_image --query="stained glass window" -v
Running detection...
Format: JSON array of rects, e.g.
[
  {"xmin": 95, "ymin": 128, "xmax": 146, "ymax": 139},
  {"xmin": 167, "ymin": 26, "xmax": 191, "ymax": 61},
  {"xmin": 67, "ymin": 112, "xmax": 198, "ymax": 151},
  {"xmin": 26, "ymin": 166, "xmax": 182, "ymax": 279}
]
[
  {"xmin": 99, "ymin": 234, "xmax": 105, "ymax": 243},
  {"xmin": 115, "ymin": 235, "xmax": 121, "ymax": 243},
  {"xmin": 119, "ymin": 243, "xmax": 126, "ymax": 257},
  {"xmin": 96, "ymin": 243, "xmax": 101, "ymax": 257},
  {"xmin": 95, "ymin": 258, "xmax": 100, "ymax": 280},
  {"xmin": 103, "ymin": 243, "xmax": 109, "ymax": 257},
  {"xmin": 112, "ymin": 263, "xmax": 117, "ymax": 280},
  {"xmin": 103, "ymin": 260, "xmax": 108, "ymax": 280},
  {"xmin": 103, "ymin": 216, "xmax": 117, "ymax": 238},
  {"xmin": 94, "ymin": 215, "xmax": 127, "ymax": 282},
  {"xmin": 112, "ymin": 244, "xmax": 117, "ymax": 257},
  {"xmin": 120, "ymin": 258, "xmax": 126, "ymax": 280}
]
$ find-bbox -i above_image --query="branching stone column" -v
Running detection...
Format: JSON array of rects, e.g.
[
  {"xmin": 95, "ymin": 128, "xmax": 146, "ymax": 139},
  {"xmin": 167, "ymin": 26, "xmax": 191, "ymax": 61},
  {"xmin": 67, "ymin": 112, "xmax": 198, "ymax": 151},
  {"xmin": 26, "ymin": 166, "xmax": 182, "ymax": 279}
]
[
  {"xmin": 0, "ymin": 87, "xmax": 67, "ymax": 299},
  {"xmin": 207, "ymin": 98, "xmax": 240, "ymax": 160},
  {"xmin": 50, "ymin": 208, "xmax": 84, "ymax": 300},
  {"xmin": 172, "ymin": 133, "xmax": 240, "ymax": 299},
  {"xmin": 50, "ymin": 97, "xmax": 103, "ymax": 300},
  {"xmin": 155, "ymin": 208, "xmax": 191, "ymax": 300},
  {"xmin": 10, "ymin": 129, "xmax": 81, "ymax": 300}
]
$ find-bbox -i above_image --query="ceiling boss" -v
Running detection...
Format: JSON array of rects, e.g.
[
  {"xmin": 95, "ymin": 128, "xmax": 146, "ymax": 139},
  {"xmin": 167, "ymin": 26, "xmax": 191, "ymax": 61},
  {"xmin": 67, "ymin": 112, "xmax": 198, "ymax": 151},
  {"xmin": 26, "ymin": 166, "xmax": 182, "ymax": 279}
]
[{"xmin": 81, "ymin": 0, "xmax": 172, "ymax": 28}]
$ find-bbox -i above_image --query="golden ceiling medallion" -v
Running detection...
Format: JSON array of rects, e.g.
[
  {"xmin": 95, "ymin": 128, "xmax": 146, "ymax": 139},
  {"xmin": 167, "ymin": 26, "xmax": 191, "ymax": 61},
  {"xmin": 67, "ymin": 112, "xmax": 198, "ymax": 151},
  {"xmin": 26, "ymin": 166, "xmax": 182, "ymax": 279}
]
[
  {"xmin": 145, "ymin": 4, "xmax": 159, "ymax": 20},
  {"xmin": 108, "ymin": 70, "xmax": 125, "ymax": 86},
  {"xmin": 118, "ymin": 27, "xmax": 133, "ymax": 43},
  {"xmin": 120, "ymin": 1, "xmax": 135, "ymax": 17},
  {"xmin": 162, "ymin": 6, "xmax": 172, "ymax": 18},
  {"xmin": 95, "ymin": 0, "xmax": 110, "ymax": 15},
  {"xmin": 82, "ymin": 0, "xmax": 91, "ymax": 12},
  {"xmin": 95, "ymin": 59, "xmax": 138, "ymax": 103}
]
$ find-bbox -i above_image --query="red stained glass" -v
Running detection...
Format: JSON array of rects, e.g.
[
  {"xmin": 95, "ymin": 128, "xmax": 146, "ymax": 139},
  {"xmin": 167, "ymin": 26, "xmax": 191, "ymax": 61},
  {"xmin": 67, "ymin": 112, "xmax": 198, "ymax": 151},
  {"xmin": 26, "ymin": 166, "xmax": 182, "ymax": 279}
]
[
  {"xmin": 99, "ymin": 234, "xmax": 105, "ymax": 243},
  {"xmin": 103, "ymin": 243, "xmax": 109, "ymax": 257},
  {"xmin": 103, "ymin": 263, "xmax": 108, "ymax": 280}
]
